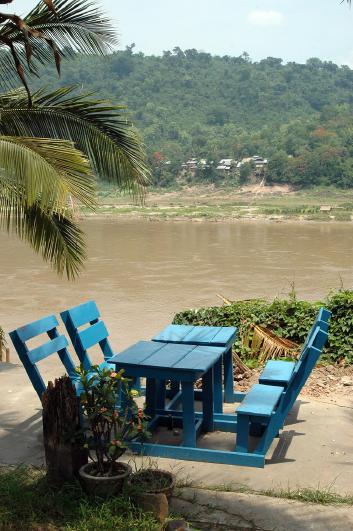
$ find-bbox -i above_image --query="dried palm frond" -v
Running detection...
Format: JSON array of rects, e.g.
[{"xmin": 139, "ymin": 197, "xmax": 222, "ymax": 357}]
[
  {"xmin": 243, "ymin": 323, "xmax": 299, "ymax": 364},
  {"xmin": 216, "ymin": 293, "xmax": 232, "ymax": 306}
]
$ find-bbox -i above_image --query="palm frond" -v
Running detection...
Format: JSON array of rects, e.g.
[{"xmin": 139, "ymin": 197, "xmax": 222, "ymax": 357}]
[
  {"xmin": 0, "ymin": 0, "xmax": 117, "ymax": 97},
  {"xmin": 0, "ymin": 188, "xmax": 86, "ymax": 278},
  {"xmin": 0, "ymin": 86, "xmax": 150, "ymax": 198},
  {"xmin": 0, "ymin": 135, "xmax": 96, "ymax": 210}
]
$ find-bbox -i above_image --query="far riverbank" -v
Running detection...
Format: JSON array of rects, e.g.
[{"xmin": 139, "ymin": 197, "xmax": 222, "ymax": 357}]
[{"xmin": 82, "ymin": 185, "xmax": 353, "ymax": 222}]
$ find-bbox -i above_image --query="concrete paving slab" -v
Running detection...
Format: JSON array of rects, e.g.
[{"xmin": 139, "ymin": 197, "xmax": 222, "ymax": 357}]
[
  {"xmin": 171, "ymin": 487, "xmax": 353, "ymax": 531},
  {"xmin": 1, "ymin": 362, "xmax": 352, "ymax": 496}
]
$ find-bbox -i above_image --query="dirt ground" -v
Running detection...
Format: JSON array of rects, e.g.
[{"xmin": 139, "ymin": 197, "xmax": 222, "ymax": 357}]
[{"xmin": 235, "ymin": 364, "xmax": 353, "ymax": 403}]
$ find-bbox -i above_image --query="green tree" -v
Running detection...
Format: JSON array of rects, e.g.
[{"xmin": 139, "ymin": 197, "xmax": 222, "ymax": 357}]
[{"xmin": 0, "ymin": 0, "xmax": 149, "ymax": 278}]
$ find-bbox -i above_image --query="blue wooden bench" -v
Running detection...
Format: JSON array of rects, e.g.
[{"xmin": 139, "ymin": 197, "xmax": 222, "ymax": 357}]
[
  {"xmin": 235, "ymin": 325, "xmax": 328, "ymax": 457},
  {"xmin": 152, "ymin": 324, "xmax": 238, "ymax": 406},
  {"xmin": 259, "ymin": 308, "xmax": 331, "ymax": 388},
  {"xmin": 9, "ymin": 315, "xmax": 79, "ymax": 400}
]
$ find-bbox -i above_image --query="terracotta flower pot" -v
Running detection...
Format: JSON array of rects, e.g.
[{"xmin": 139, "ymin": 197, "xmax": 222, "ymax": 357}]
[
  {"xmin": 79, "ymin": 461, "xmax": 132, "ymax": 497},
  {"xmin": 130, "ymin": 469, "xmax": 175, "ymax": 499}
]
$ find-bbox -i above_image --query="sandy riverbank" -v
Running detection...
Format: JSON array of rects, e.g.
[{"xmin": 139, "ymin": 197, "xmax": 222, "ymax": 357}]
[{"xmin": 81, "ymin": 185, "xmax": 353, "ymax": 223}]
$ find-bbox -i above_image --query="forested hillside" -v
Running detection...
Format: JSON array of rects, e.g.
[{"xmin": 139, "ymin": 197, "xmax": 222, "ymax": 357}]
[{"xmin": 35, "ymin": 47, "xmax": 353, "ymax": 188}]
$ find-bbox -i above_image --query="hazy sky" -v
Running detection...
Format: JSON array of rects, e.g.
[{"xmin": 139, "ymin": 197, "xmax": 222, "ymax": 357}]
[{"xmin": 5, "ymin": 1, "xmax": 353, "ymax": 66}]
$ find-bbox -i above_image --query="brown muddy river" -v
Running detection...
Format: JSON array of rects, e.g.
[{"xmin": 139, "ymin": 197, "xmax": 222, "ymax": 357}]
[{"xmin": 1, "ymin": 219, "xmax": 353, "ymax": 357}]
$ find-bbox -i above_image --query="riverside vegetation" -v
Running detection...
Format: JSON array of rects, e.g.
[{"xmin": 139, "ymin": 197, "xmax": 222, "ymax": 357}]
[
  {"xmin": 36, "ymin": 48, "xmax": 353, "ymax": 190},
  {"xmin": 174, "ymin": 289, "xmax": 353, "ymax": 365}
]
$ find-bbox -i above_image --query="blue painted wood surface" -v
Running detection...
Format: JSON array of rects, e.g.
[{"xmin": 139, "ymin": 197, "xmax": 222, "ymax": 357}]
[
  {"xmin": 113, "ymin": 341, "xmax": 225, "ymax": 375},
  {"xmin": 130, "ymin": 441, "xmax": 265, "ymax": 467},
  {"xmin": 236, "ymin": 384, "xmax": 284, "ymax": 417},
  {"xmin": 258, "ymin": 308, "xmax": 331, "ymax": 388},
  {"xmin": 9, "ymin": 315, "xmax": 78, "ymax": 400},
  {"xmin": 259, "ymin": 360, "xmax": 295, "ymax": 386},
  {"xmin": 236, "ymin": 325, "xmax": 329, "ymax": 457},
  {"xmin": 153, "ymin": 324, "xmax": 237, "ymax": 346},
  {"xmin": 153, "ymin": 324, "xmax": 237, "ymax": 404},
  {"xmin": 111, "ymin": 340, "xmax": 225, "ymax": 448},
  {"xmin": 60, "ymin": 301, "xmax": 114, "ymax": 370}
]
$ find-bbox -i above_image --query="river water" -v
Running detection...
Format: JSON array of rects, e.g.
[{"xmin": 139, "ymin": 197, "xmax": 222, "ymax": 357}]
[{"xmin": 1, "ymin": 219, "xmax": 353, "ymax": 357}]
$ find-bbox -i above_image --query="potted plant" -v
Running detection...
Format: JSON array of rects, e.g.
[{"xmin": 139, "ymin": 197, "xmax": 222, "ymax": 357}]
[
  {"xmin": 76, "ymin": 365, "xmax": 149, "ymax": 497},
  {"xmin": 128, "ymin": 467, "xmax": 175, "ymax": 524},
  {"xmin": 130, "ymin": 468, "xmax": 175, "ymax": 499}
]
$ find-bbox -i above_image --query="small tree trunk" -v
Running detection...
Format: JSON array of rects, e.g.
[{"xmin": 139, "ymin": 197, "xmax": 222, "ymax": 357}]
[{"xmin": 42, "ymin": 376, "xmax": 87, "ymax": 484}]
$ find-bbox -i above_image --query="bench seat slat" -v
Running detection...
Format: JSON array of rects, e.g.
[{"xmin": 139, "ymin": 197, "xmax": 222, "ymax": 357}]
[
  {"xmin": 28, "ymin": 335, "xmax": 69, "ymax": 364},
  {"xmin": 78, "ymin": 320, "xmax": 109, "ymax": 350},
  {"xmin": 236, "ymin": 384, "xmax": 284, "ymax": 417},
  {"xmin": 259, "ymin": 360, "xmax": 295, "ymax": 386}
]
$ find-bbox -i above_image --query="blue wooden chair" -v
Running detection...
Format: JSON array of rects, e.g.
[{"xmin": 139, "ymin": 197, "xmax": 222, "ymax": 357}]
[
  {"xmin": 235, "ymin": 325, "xmax": 329, "ymax": 458},
  {"xmin": 60, "ymin": 301, "xmax": 114, "ymax": 372},
  {"xmin": 9, "ymin": 315, "xmax": 78, "ymax": 400},
  {"xmin": 258, "ymin": 307, "xmax": 331, "ymax": 388}
]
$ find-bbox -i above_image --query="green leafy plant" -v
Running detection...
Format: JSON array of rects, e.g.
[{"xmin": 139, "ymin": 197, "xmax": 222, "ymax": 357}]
[
  {"xmin": 174, "ymin": 288, "xmax": 353, "ymax": 364},
  {"xmin": 76, "ymin": 365, "xmax": 150, "ymax": 477}
]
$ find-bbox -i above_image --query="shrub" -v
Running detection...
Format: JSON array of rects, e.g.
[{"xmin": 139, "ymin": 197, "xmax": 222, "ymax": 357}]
[{"xmin": 173, "ymin": 289, "xmax": 353, "ymax": 364}]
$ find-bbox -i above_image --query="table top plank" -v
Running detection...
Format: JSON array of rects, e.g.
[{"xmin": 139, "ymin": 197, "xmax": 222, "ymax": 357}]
[
  {"xmin": 112, "ymin": 341, "xmax": 225, "ymax": 374},
  {"xmin": 143, "ymin": 343, "xmax": 195, "ymax": 368},
  {"xmin": 212, "ymin": 326, "xmax": 237, "ymax": 345},
  {"xmin": 182, "ymin": 326, "xmax": 222, "ymax": 344},
  {"xmin": 153, "ymin": 324, "xmax": 237, "ymax": 346},
  {"xmin": 114, "ymin": 341, "xmax": 165, "ymax": 365},
  {"xmin": 173, "ymin": 346, "xmax": 224, "ymax": 372}
]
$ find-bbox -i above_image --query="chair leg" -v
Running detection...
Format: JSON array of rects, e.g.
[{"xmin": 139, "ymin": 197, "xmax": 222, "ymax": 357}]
[
  {"xmin": 181, "ymin": 381, "xmax": 196, "ymax": 447},
  {"xmin": 235, "ymin": 414, "xmax": 250, "ymax": 453},
  {"xmin": 223, "ymin": 347, "xmax": 234, "ymax": 403}
]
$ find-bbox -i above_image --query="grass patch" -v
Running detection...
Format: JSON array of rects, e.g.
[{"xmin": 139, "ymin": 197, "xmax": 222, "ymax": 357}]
[
  {"xmin": 0, "ymin": 466, "xmax": 160, "ymax": 530},
  {"xmin": 261, "ymin": 486, "xmax": 353, "ymax": 505},
  {"xmin": 194, "ymin": 483, "xmax": 353, "ymax": 506}
]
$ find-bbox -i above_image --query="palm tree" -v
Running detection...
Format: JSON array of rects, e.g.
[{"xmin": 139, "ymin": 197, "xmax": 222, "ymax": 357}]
[{"xmin": 0, "ymin": 0, "xmax": 149, "ymax": 278}]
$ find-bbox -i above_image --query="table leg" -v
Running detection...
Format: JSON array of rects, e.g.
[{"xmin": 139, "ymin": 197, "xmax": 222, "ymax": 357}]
[
  {"xmin": 224, "ymin": 347, "xmax": 234, "ymax": 403},
  {"xmin": 156, "ymin": 379, "xmax": 166, "ymax": 409},
  {"xmin": 181, "ymin": 381, "xmax": 196, "ymax": 447},
  {"xmin": 202, "ymin": 368, "xmax": 214, "ymax": 432},
  {"xmin": 145, "ymin": 378, "xmax": 157, "ymax": 418},
  {"xmin": 213, "ymin": 357, "xmax": 223, "ymax": 413}
]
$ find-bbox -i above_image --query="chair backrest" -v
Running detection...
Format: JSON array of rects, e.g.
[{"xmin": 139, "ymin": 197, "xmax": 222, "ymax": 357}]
[
  {"xmin": 283, "ymin": 325, "xmax": 329, "ymax": 416},
  {"xmin": 9, "ymin": 315, "xmax": 77, "ymax": 400},
  {"xmin": 299, "ymin": 307, "xmax": 331, "ymax": 361},
  {"xmin": 60, "ymin": 301, "xmax": 114, "ymax": 371}
]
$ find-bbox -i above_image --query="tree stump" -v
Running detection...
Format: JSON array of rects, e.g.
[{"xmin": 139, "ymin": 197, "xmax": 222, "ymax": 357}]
[{"xmin": 42, "ymin": 376, "xmax": 88, "ymax": 484}]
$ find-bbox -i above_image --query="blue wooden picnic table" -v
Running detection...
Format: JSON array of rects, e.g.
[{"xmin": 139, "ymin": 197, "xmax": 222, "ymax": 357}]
[
  {"xmin": 152, "ymin": 324, "xmax": 238, "ymax": 405},
  {"xmin": 110, "ymin": 340, "xmax": 226, "ymax": 447}
]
